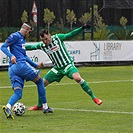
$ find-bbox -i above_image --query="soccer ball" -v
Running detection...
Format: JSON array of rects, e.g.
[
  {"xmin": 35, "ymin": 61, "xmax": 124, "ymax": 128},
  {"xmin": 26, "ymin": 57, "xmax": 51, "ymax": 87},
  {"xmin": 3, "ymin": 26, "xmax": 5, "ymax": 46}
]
[{"xmin": 12, "ymin": 102, "xmax": 26, "ymax": 116}]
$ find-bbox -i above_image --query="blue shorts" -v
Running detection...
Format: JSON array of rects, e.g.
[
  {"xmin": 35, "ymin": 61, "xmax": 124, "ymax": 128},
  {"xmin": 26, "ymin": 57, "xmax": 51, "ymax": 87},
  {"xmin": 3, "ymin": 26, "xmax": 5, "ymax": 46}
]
[{"xmin": 9, "ymin": 61, "xmax": 40, "ymax": 89}]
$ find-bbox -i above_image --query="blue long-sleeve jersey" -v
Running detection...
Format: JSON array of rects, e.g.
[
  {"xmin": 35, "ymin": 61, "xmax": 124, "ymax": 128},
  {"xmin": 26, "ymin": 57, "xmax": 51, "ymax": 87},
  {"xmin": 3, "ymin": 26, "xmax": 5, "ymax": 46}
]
[{"xmin": 1, "ymin": 31, "xmax": 37, "ymax": 67}]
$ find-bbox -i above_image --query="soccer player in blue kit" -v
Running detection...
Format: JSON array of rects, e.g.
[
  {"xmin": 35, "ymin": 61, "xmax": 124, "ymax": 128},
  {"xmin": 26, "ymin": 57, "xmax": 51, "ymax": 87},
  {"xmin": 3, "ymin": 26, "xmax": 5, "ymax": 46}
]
[{"xmin": 1, "ymin": 22, "xmax": 53, "ymax": 119}]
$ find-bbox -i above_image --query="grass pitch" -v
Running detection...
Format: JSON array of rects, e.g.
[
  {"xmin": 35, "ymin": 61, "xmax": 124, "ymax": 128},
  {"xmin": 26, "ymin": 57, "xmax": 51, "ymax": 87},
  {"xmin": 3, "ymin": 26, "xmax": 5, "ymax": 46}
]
[{"xmin": 0, "ymin": 65, "xmax": 132, "ymax": 133}]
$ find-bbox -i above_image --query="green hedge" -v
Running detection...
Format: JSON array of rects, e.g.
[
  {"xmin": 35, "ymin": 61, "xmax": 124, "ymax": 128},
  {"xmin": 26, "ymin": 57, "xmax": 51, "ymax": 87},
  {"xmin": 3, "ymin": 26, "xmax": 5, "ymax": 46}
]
[{"xmin": 0, "ymin": 25, "xmax": 133, "ymax": 42}]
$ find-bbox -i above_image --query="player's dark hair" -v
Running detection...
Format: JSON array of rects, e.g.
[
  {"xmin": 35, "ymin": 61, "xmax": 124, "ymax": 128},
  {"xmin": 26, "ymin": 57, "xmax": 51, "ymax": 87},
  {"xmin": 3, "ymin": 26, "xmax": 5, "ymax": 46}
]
[{"xmin": 39, "ymin": 29, "xmax": 49, "ymax": 38}]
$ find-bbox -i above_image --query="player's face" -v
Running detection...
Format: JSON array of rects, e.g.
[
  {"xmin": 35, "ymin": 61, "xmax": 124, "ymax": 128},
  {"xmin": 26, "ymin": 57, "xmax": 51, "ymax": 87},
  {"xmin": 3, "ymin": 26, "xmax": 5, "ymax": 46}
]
[
  {"xmin": 41, "ymin": 34, "xmax": 52, "ymax": 45},
  {"xmin": 25, "ymin": 30, "xmax": 32, "ymax": 38}
]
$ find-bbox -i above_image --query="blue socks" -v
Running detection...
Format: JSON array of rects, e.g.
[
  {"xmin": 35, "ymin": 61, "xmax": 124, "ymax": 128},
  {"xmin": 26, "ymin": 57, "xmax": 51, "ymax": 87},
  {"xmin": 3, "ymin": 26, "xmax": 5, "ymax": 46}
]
[
  {"xmin": 35, "ymin": 78, "xmax": 47, "ymax": 103},
  {"xmin": 8, "ymin": 78, "xmax": 46, "ymax": 108},
  {"xmin": 8, "ymin": 89, "xmax": 22, "ymax": 106}
]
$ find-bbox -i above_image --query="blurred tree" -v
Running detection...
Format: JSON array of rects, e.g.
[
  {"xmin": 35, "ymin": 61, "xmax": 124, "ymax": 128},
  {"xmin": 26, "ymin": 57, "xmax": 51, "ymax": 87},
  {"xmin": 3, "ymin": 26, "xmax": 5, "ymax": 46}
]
[
  {"xmin": 90, "ymin": 5, "xmax": 113, "ymax": 40},
  {"xmin": 56, "ymin": 0, "xmax": 65, "ymax": 29},
  {"xmin": 113, "ymin": 16, "xmax": 132, "ymax": 40},
  {"xmin": 79, "ymin": 5, "xmax": 113, "ymax": 40},
  {"xmin": 21, "ymin": 10, "xmax": 28, "ymax": 23},
  {"xmin": 79, "ymin": 12, "xmax": 91, "ymax": 25},
  {"xmin": 120, "ymin": 16, "xmax": 128, "ymax": 29},
  {"xmin": 66, "ymin": 9, "xmax": 77, "ymax": 30},
  {"xmin": 43, "ymin": 8, "xmax": 55, "ymax": 33}
]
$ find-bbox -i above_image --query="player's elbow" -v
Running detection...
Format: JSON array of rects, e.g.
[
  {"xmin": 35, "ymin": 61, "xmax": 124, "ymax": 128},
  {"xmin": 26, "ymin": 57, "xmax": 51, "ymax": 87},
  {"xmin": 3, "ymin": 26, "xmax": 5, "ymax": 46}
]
[{"xmin": 1, "ymin": 42, "xmax": 8, "ymax": 52}]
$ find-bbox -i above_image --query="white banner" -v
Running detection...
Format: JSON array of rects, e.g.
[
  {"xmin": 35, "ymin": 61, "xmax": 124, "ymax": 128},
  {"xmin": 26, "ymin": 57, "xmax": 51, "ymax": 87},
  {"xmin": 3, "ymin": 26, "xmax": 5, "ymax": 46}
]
[
  {"xmin": 0, "ymin": 41, "xmax": 133, "ymax": 66},
  {"xmin": 66, "ymin": 40, "xmax": 133, "ymax": 62}
]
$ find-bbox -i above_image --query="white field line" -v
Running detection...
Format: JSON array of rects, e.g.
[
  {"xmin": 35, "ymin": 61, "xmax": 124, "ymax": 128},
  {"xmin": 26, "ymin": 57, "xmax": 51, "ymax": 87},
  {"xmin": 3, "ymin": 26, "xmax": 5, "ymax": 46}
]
[
  {"xmin": 0, "ymin": 104, "xmax": 132, "ymax": 115},
  {"xmin": 0, "ymin": 79, "xmax": 132, "ymax": 89},
  {"xmin": 53, "ymin": 108, "xmax": 133, "ymax": 115},
  {"xmin": 0, "ymin": 80, "xmax": 132, "ymax": 115}
]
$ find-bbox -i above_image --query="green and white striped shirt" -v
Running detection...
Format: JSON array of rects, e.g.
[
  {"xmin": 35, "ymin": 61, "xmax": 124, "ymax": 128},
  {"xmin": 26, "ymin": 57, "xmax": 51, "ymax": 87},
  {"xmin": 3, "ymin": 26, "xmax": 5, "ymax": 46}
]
[{"xmin": 26, "ymin": 27, "xmax": 83, "ymax": 68}]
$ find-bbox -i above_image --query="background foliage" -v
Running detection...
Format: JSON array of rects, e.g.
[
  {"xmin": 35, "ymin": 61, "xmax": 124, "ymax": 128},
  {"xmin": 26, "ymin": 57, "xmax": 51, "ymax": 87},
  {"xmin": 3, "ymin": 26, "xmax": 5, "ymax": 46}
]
[{"xmin": 0, "ymin": 0, "xmax": 133, "ymax": 41}]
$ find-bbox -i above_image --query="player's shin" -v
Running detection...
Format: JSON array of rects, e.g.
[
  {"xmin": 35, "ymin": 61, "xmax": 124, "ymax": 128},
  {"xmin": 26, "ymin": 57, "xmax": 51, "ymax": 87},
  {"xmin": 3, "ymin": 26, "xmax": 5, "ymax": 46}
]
[
  {"xmin": 79, "ymin": 79, "xmax": 96, "ymax": 99},
  {"xmin": 35, "ymin": 78, "xmax": 48, "ymax": 109},
  {"xmin": 8, "ymin": 89, "xmax": 22, "ymax": 108}
]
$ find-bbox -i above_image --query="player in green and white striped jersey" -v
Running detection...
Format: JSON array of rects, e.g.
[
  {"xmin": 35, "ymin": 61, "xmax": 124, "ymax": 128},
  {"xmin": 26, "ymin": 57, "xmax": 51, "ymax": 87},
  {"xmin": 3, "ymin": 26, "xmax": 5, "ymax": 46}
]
[{"xmin": 26, "ymin": 25, "xmax": 102, "ymax": 110}]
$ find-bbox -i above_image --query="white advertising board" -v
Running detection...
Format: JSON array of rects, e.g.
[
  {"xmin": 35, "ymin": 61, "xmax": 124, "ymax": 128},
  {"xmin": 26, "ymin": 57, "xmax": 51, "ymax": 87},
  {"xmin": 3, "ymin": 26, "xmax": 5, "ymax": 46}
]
[{"xmin": 0, "ymin": 41, "xmax": 133, "ymax": 66}]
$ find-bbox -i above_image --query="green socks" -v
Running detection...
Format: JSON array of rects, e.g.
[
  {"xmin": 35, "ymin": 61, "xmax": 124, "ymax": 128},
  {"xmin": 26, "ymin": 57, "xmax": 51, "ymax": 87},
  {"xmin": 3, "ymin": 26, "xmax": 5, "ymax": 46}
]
[
  {"xmin": 80, "ymin": 80, "xmax": 96, "ymax": 99},
  {"xmin": 37, "ymin": 96, "xmax": 43, "ymax": 107},
  {"xmin": 37, "ymin": 80, "xmax": 96, "ymax": 107}
]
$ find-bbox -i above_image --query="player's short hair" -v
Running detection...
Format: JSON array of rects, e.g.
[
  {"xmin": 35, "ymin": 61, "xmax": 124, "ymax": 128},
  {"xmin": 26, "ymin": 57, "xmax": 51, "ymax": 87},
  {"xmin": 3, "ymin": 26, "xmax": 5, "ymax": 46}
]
[
  {"xmin": 21, "ymin": 22, "xmax": 34, "ymax": 32},
  {"xmin": 39, "ymin": 29, "xmax": 49, "ymax": 38}
]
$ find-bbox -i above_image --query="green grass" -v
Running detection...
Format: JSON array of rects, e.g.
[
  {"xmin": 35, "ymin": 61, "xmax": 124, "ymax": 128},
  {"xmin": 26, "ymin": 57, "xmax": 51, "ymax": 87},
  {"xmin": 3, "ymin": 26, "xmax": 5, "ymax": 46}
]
[{"xmin": 0, "ymin": 66, "xmax": 133, "ymax": 133}]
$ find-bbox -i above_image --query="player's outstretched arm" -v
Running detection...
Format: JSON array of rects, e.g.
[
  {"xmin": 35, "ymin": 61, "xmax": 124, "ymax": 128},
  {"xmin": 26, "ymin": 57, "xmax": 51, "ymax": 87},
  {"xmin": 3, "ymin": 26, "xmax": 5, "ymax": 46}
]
[
  {"xmin": 26, "ymin": 55, "xmax": 44, "ymax": 68},
  {"xmin": 25, "ymin": 55, "xmax": 38, "ymax": 68},
  {"xmin": 25, "ymin": 42, "xmax": 42, "ymax": 51},
  {"xmin": 59, "ymin": 25, "xmax": 91, "ymax": 40}
]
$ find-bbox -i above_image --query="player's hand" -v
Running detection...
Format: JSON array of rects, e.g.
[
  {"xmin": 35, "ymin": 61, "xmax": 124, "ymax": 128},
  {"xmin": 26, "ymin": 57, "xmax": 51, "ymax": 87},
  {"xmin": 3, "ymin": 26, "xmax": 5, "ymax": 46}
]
[
  {"xmin": 11, "ymin": 56, "xmax": 16, "ymax": 64},
  {"xmin": 37, "ymin": 62, "xmax": 45, "ymax": 68},
  {"xmin": 82, "ymin": 24, "xmax": 91, "ymax": 29}
]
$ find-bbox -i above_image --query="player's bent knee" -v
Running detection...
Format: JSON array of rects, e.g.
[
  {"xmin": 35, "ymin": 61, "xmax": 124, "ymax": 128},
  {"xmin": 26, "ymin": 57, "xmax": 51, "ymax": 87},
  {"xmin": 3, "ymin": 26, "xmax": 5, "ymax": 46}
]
[
  {"xmin": 78, "ymin": 78, "xmax": 85, "ymax": 84},
  {"xmin": 33, "ymin": 75, "xmax": 41, "ymax": 83},
  {"xmin": 11, "ymin": 76, "xmax": 24, "ymax": 89},
  {"xmin": 35, "ymin": 77, "xmax": 43, "ymax": 84},
  {"xmin": 74, "ymin": 77, "xmax": 82, "ymax": 83},
  {"xmin": 44, "ymin": 79, "xmax": 49, "ymax": 86},
  {"xmin": 13, "ymin": 81, "xmax": 23, "ymax": 100}
]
